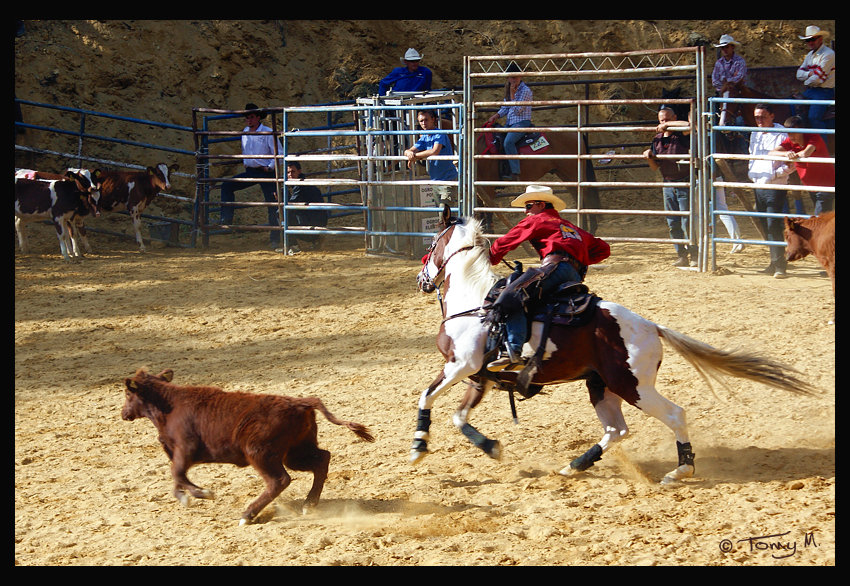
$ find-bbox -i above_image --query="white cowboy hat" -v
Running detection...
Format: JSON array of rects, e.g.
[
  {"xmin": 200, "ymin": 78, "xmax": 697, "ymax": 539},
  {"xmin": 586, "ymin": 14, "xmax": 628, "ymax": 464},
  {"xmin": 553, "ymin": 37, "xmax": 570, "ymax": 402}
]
[
  {"xmin": 402, "ymin": 48, "xmax": 422, "ymax": 62},
  {"xmin": 510, "ymin": 185, "xmax": 567, "ymax": 211},
  {"xmin": 713, "ymin": 34, "xmax": 741, "ymax": 48},
  {"xmin": 799, "ymin": 25, "xmax": 829, "ymax": 40}
]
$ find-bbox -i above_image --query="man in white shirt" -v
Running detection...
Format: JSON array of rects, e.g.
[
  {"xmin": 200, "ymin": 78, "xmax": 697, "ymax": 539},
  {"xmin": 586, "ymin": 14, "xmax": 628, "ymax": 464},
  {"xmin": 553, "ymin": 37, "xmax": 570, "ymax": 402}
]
[
  {"xmin": 748, "ymin": 104, "xmax": 792, "ymax": 278},
  {"xmin": 795, "ymin": 25, "xmax": 835, "ymax": 134},
  {"xmin": 219, "ymin": 103, "xmax": 283, "ymax": 247}
]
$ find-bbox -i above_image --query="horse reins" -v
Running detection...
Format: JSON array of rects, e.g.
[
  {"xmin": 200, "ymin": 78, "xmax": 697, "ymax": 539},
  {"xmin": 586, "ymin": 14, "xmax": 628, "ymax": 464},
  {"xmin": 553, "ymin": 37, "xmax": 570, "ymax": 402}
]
[{"xmin": 421, "ymin": 221, "xmax": 477, "ymax": 319}]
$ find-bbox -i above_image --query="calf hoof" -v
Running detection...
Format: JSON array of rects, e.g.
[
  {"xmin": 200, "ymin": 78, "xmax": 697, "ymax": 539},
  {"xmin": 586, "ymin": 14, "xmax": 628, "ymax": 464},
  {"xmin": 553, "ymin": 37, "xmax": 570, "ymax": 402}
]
[{"xmin": 238, "ymin": 516, "xmax": 253, "ymax": 527}]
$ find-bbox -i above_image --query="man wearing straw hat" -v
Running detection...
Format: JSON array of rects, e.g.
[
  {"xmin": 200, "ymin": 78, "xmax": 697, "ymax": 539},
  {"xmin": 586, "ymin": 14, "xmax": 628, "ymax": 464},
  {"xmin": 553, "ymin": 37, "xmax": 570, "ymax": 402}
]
[
  {"xmin": 796, "ymin": 25, "xmax": 835, "ymax": 133},
  {"xmin": 486, "ymin": 185, "xmax": 610, "ymax": 372},
  {"xmin": 378, "ymin": 48, "xmax": 433, "ymax": 95},
  {"xmin": 711, "ymin": 34, "xmax": 747, "ymax": 96}
]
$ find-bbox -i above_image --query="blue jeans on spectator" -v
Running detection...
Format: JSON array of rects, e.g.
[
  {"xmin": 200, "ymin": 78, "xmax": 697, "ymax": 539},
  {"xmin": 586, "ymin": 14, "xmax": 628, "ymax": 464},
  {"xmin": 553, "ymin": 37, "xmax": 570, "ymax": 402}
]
[
  {"xmin": 802, "ymin": 86, "xmax": 834, "ymax": 131},
  {"xmin": 220, "ymin": 167, "xmax": 281, "ymax": 244},
  {"xmin": 754, "ymin": 188, "xmax": 787, "ymax": 271},
  {"xmin": 663, "ymin": 184, "xmax": 697, "ymax": 260},
  {"xmin": 506, "ymin": 260, "xmax": 582, "ymax": 356},
  {"xmin": 504, "ymin": 119, "xmax": 531, "ymax": 176},
  {"xmin": 811, "ymin": 191, "xmax": 834, "ymax": 216}
]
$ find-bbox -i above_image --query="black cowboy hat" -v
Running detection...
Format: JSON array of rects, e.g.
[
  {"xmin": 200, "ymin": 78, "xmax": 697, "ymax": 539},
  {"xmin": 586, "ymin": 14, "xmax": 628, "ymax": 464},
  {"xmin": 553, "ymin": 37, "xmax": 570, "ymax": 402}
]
[{"xmin": 244, "ymin": 103, "xmax": 267, "ymax": 119}]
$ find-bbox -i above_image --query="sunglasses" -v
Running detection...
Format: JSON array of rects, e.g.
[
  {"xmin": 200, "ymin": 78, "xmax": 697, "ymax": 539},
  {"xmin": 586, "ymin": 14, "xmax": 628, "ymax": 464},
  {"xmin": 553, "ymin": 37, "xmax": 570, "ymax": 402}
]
[{"xmin": 525, "ymin": 201, "xmax": 544, "ymax": 210}]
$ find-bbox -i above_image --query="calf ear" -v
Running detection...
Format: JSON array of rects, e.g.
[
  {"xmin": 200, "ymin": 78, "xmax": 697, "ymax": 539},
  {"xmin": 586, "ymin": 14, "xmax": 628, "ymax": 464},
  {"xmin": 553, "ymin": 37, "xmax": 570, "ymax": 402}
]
[
  {"xmin": 125, "ymin": 378, "xmax": 138, "ymax": 391},
  {"xmin": 158, "ymin": 369, "xmax": 174, "ymax": 382},
  {"xmin": 784, "ymin": 217, "xmax": 798, "ymax": 232}
]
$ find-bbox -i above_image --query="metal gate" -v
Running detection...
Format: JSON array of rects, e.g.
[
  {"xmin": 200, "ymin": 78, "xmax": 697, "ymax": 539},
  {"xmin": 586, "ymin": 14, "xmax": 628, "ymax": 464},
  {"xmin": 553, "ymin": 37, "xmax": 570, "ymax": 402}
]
[
  {"xmin": 461, "ymin": 48, "xmax": 710, "ymax": 270},
  {"xmin": 193, "ymin": 95, "xmax": 463, "ymax": 258}
]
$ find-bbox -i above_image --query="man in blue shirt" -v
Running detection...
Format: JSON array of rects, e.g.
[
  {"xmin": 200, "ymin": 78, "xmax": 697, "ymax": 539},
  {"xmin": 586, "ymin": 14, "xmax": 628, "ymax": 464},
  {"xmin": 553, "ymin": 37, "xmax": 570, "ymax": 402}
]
[
  {"xmin": 378, "ymin": 48, "xmax": 432, "ymax": 95},
  {"xmin": 404, "ymin": 109, "xmax": 458, "ymax": 204}
]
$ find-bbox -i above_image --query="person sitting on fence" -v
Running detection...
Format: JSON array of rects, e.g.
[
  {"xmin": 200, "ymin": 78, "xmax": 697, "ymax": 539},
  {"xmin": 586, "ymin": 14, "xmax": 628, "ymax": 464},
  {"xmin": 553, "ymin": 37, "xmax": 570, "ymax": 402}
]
[
  {"xmin": 403, "ymin": 109, "xmax": 458, "ymax": 206},
  {"xmin": 219, "ymin": 103, "xmax": 283, "ymax": 249},
  {"xmin": 279, "ymin": 161, "xmax": 329, "ymax": 255},
  {"xmin": 795, "ymin": 25, "xmax": 835, "ymax": 136},
  {"xmin": 378, "ymin": 48, "xmax": 432, "ymax": 95},
  {"xmin": 711, "ymin": 34, "xmax": 747, "ymax": 97},
  {"xmin": 486, "ymin": 63, "xmax": 533, "ymax": 180}
]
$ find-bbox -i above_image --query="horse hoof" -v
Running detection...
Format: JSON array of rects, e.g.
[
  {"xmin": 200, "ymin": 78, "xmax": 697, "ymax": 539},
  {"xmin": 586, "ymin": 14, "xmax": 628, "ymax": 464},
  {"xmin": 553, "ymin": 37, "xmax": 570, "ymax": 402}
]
[
  {"xmin": 660, "ymin": 464, "xmax": 695, "ymax": 485},
  {"xmin": 558, "ymin": 466, "xmax": 579, "ymax": 477},
  {"xmin": 410, "ymin": 448, "xmax": 429, "ymax": 465},
  {"xmin": 485, "ymin": 439, "xmax": 502, "ymax": 460}
]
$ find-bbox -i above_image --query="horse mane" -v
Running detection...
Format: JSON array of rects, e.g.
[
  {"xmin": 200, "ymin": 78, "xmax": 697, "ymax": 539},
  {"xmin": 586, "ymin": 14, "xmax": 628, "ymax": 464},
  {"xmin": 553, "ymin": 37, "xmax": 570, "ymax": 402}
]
[{"xmin": 450, "ymin": 217, "xmax": 499, "ymax": 302}]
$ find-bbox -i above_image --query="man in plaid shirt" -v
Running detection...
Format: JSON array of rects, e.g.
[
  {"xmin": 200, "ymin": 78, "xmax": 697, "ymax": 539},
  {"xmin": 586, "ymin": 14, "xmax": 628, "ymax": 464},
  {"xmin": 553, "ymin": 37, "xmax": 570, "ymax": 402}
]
[{"xmin": 487, "ymin": 63, "xmax": 533, "ymax": 179}]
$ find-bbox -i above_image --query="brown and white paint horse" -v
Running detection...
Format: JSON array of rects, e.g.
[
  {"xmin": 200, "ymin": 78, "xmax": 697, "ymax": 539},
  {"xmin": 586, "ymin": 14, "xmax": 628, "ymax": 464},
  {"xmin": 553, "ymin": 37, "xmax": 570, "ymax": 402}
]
[{"xmin": 413, "ymin": 207, "xmax": 817, "ymax": 483}]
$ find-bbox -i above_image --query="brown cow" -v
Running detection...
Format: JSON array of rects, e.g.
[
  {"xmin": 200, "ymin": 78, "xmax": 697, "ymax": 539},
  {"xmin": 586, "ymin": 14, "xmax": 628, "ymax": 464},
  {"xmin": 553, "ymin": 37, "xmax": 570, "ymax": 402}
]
[
  {"xmin": 784, "ymin": 211, "xmax": 835, "ymax": 323},
  {"xmin": 122, "ymin": 368, "xmax": 374, "ymax": 525}
]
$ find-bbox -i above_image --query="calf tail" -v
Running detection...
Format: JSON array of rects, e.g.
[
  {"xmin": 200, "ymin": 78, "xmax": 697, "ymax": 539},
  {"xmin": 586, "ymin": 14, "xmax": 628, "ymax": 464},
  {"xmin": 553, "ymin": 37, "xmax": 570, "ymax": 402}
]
[
  {"xmin": 306, "ymin": 398, "xmax": 375, "ymax": 443},
  {"xmin": 656, "ymin": 325, "xmax": 819, "ymax": 397}
]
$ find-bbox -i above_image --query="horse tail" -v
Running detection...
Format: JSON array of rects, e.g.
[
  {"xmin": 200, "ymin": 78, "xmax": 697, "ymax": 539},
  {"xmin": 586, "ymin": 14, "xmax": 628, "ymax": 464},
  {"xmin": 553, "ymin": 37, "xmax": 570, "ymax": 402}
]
[
  {"xmin": 305, "ymin": 397, "xmax": 376, "ymax": 442},
  {"xmin": 655, "ymin": 326, "xmax": 819, "ymax": 397}
]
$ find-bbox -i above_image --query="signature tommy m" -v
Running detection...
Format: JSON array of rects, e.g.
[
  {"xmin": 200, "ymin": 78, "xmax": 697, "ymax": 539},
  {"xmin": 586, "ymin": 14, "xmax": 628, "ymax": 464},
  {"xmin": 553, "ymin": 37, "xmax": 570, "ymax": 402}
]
[{"xmin": 719, "ymin": 531, "xmax": 818, "ymax": 559}]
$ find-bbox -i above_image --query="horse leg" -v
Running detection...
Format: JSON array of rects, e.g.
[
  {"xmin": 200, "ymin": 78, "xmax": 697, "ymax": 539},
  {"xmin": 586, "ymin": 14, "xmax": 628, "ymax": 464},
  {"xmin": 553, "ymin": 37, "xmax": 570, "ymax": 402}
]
[
  {"xmin": 411, "ymin": 360, "xmax": 481, "ymax": 464},
  {"xmin": 559, "ymin": 375, "xmax": 629, "ymax": 476},
  {"xmin": 452, "ymin": 378, "xmax": 501, "ymax": 459},
  {"xmin": 634, "ymin": 387, "xmax": 694, "ymax": 484}
]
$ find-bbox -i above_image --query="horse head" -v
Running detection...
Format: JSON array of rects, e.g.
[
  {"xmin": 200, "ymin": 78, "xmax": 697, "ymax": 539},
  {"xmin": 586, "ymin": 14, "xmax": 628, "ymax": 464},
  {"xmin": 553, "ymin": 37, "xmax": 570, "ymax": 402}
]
[{"xmin": 418, "ymin": 205, "xmax": 460, "ymax": 293}]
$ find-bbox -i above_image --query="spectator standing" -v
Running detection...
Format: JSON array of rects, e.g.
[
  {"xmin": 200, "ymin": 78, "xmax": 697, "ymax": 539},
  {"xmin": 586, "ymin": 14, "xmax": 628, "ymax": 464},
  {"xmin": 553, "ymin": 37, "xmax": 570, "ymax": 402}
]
[
  {"xmin": 404, "ymin": 109, "xmax": 459, "ymax": 206},
  {"xmin": 643, "ymin": 107, "xmax": 697, "ymax": 267},
  {"xmin": 748, "ymin": 104, "xmax": 793, "ymax": 278},
  {"xmin": 378, "ymin": 48, "xmax": 432, "ymax": 95},
  {"xmin": 771, "ymin": 115, "xmax": 835, "ymax": 216},
  {"xmin": 219, "ymin": 103, "xmax": 283, "ymax": 248}
]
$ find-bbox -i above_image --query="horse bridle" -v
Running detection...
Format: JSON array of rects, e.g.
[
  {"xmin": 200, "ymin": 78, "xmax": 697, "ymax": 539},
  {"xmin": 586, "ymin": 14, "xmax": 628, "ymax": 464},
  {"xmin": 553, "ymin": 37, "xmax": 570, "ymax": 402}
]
[{"xmin": 419, "ymin": 221, "xmax": 476, "ymax": 316}]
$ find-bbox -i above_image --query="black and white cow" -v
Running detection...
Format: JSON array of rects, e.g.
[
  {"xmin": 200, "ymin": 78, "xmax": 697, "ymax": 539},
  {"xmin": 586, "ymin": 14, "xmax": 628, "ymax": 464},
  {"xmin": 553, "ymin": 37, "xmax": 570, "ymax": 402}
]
[{"xmin": 14, "ymin": 172, "xmax": 101, "ymax": 261}]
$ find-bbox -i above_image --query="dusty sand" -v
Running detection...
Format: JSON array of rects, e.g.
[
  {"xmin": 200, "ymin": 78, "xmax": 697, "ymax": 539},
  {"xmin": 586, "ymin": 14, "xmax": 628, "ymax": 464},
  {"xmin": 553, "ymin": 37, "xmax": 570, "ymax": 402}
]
[{"xmin": 14, "ymin": 224, "xmax": 834, "ymax": 566}]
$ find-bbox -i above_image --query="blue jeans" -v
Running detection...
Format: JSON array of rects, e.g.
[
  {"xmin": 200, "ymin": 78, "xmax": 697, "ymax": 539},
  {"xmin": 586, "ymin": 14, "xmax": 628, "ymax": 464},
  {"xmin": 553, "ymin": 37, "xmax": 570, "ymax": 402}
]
[
  {"xmin": 754, "ymin": 188, "xmax": 787, "ymax": 271},
  {"xmin": 802, "ymin": 86, "xmax": 834, "ymax": 132},
  {"xmin": 811, "ymin": 191, "xmax": 834, "ymax": 216},
  {"xmin": 220, "ymin": 167, "xmax": 281, "ymax": 243},
  {"xmin": 506, "ymin": 260, "xmax": 582, "ymax": 355},
  {"xmin": 663, "ymin": 185, "xmax": 697, "ymax": 259},
  {"xmin": 504, "ymin": 119, "xmax": 531, "ymax": 175}
]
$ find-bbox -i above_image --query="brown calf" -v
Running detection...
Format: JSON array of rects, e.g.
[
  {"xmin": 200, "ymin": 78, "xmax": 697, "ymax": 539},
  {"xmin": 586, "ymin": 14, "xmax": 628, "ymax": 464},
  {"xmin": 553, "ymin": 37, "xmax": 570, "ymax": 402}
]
[
  {"xmin": 94, "ymin": 163, "xmax": 177, "ymax": 252},
  {"xmin": 122, "ymin": 368, "xmax": 374, "ymax": 524},
  {"xmin": 784, "ymin": 211, "xmax": 835, "ymax": 323}
]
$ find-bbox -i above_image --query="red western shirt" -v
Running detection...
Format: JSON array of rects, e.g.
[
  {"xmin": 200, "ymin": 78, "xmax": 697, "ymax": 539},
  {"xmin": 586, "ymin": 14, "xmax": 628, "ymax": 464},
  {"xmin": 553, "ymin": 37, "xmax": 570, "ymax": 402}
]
[
  {"xmin": 780, "ymin": 134, "xmax": 834, "ymax": 188},
  {"xmin": 489, "ymin": 208, "xmax": 610, "ymax": 267}
]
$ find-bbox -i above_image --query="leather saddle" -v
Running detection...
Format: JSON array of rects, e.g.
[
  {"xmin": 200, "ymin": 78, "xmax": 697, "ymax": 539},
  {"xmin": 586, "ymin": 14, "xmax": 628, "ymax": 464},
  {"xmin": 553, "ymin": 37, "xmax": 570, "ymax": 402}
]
[{"xmin": 482, "ymin": 123, "xmax": 551, "ymax": 178}]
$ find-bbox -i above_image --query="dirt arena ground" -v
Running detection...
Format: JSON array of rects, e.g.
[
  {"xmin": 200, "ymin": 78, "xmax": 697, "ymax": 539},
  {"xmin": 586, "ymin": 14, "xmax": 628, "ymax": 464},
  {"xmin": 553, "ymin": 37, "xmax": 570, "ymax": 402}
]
[{"xmin": 14, "ymin": 221, "xmax": 834, "ymax": 566}]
